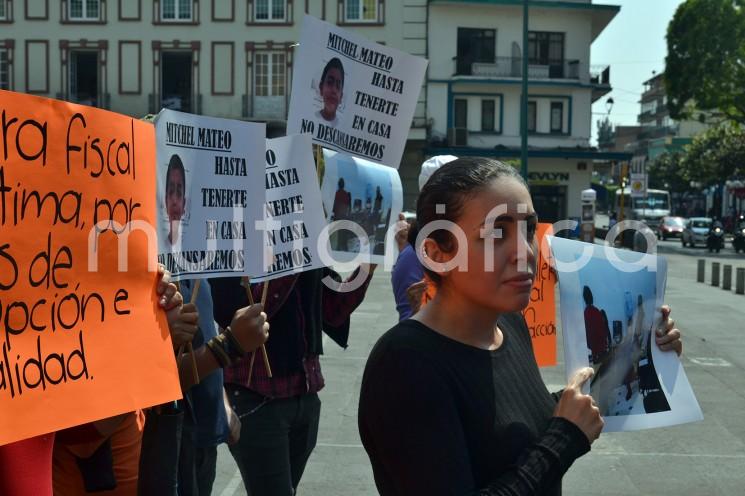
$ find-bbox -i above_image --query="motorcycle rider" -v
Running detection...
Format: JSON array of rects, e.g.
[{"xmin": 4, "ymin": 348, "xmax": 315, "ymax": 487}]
[
  {"xmin": 733, "ymin": 214, "xmax": 745, "ymax": 253},
  {"xmin": 707, "ymin": 218, "xmax": 725, "ymax": 252}
]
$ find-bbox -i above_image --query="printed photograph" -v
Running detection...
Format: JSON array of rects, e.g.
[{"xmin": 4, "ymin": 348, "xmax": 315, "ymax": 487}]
[
  {"xmin": 159, "ymin": 152, "xmax": 192, "ymax": 248},
  {"xmin": 570, "ymin": 255, "xmax": 671, "ymax": 417},
  {"xmin": 314, "ymin": 57, "xmax": 346, "ymax": 128},
  {"xmin": 322, "ymin": 151, "xmax": 396, "ymax": 257}
]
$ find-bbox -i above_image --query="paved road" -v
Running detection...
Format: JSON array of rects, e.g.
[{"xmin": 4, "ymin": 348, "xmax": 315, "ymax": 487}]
[{"xmin": 211, "ymin": 242, "xmax": 745, "ymax": 495}]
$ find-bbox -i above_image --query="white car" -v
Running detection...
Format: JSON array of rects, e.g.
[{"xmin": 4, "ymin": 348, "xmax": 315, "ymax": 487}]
[{"xmin": 681, "ymin": 217, "xmax": 712, "ymax": 247}]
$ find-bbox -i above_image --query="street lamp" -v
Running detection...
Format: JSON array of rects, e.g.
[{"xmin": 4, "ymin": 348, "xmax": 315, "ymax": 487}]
[{"xmin": 605, "ymin": 97, "xmax": 614, "ymax": 115}]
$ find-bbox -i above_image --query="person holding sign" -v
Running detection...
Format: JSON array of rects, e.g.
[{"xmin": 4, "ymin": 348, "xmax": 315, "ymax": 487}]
[
  {"xmin": 315, "ymin": 58, "xmax": 345, "ymax": 127},
  {"xmin": 358, "ymin": 158, "xmax": 682, "ymax": 495},
  {"xmin": 50, "ymin": 267, "xmax": 189, "ymax": 496},
  {"xmin": 211, "ymin": 266, "xmax": 375, "ymax": 496}
]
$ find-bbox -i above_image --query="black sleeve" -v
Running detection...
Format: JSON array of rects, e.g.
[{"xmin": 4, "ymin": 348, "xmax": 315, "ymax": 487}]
[
  {"xmin": 208, "ymin": 277, "xmax": 247, "ymax": 330},
  {"xmin": 360, "ymin": 347, "xmax": 589, "ymax": 496}
]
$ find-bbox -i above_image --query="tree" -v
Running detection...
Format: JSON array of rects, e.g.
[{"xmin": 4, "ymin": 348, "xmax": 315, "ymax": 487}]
[
  {"xmin": 648, "ymin": 151, "xmax": 689, "ymax": 193},
  {"xmin": 665, "ymin": 0, "xmax": 745, "ymax": 125},
  {"xmin": 680, "ymin": 123, "xmax": 745, "ymax": 185},
  {"xmin": 596, "ymin": 117, "xmax": 614, "ymax": 150}
]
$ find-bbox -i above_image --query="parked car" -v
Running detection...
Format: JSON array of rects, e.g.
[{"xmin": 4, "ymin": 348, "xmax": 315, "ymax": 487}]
[
  {"xmin": 657, "ymin": 216, "xmax": 685, "ymax": 240},
  {"xmin": 681, "ymin": 217, "xmax": 712, "ymax": 247}
]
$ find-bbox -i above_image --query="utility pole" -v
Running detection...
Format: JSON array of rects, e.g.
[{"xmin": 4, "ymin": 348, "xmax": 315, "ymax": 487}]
[{"xmin": 520, "ymin": 0, "xmax": 529, "ymax": 179}]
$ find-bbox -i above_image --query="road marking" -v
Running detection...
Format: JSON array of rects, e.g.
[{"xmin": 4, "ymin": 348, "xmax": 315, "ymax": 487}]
[
  {"xmin": 320, "ymin": 355, "xmax": 368, "ymax": 361},
  {"xmin": 592, "ymin": 451, "xmax": 745, "ymax": 459},
  {"xmin": 317, "ymin": 442, "xmax": 365, "ymax": 448},
  {"xmin": 218, "ymin": 468, "xmax": 243, "ymax": 496},
  {"xmin": 316, "ymin": 443, "xmax": 745, "ymax": 460},
  {"xmin": 689, "ymin": 357, "xmax": 733, "ymax": 367}
]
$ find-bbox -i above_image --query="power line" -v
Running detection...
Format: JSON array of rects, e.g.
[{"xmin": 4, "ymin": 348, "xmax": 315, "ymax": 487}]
[
  {"xmin": 612, "ymin": 87, "xmax": 644, "ymax": 96},
  {"xmin": 592, "ymin": 60, "xmax": 665, "ymax": 65}
]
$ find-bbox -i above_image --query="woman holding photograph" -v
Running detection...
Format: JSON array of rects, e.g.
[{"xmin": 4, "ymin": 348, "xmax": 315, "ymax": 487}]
[{"xmin": 358, "ymin": 158, "xmax": 682, "ymax": 495}]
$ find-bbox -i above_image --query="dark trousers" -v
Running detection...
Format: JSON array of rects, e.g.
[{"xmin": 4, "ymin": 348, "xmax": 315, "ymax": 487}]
[
  {"xmin": 178, "ymin": 416, "xmax": 219, "ymax": 496},
  {"xmin": 225, "ymin": 385, "xmax": 321, "ymax": 496}
]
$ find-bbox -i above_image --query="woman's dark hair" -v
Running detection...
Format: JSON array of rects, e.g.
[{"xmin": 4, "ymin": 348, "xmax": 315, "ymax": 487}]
[
  {"xmin": 416, "ymin": 157, "xmax": 527, "ymax": 285},
  {"xmin": 166, "ymin": 154, "xmax": 186, "ymax": 193},
  {"xmin": 320, "ymin": 57, "xmax": 345, "ymax": 87}
]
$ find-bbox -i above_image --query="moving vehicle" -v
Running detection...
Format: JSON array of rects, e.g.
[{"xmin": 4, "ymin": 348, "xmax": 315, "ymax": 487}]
[
  {"xmin": 656, "ymin": 216, "xmax": 685, "ymax": 240},
  {"xmin": 614, "ymin": 188, "xmax": 672, "ymax": 230},
  {"xmin": 681, "ymin": 217, "xmax": 712, "ymax": 248},
  {"xmin": 733, "ymin": 217, "xmax": 745, "ymax": 253},
  {"xmin": 707, "ymin": 221, "xmax": 725, "ymax": 253}
]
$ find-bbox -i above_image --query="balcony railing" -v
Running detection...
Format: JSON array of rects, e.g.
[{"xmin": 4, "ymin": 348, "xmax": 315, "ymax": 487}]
[
  {"xmin": 454, "ymin": 57, "xmax": 610, "ymax": 85},
  {"xmin": 638, "ymin": 125, "xmax": 678, "ymax": 140}
]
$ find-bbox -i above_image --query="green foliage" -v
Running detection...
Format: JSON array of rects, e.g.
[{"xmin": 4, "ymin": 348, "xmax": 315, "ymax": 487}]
[
  {"xmin": 597, "ymin": 118, "xmax": 614, "ymax": 149},
  {"xmin": 648, "ymin": 151, "xmax": 689, "ymax": 192},
  {"xmin": 665, "ymin": 0, "xmax": 745, "ymax": 124},
  {"xmin": 680, "ymin": 123, "xmax": 745, "ymax": 185}
]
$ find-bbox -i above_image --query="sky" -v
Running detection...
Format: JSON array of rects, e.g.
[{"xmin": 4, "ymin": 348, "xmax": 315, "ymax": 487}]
[{"xmin": 590, "ymin": 0, "xmax": 685, "ymax": 144}]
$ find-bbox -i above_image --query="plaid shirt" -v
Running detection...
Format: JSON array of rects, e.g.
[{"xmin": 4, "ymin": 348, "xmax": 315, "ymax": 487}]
[{"xmin": 223, "ymin": 269, "xmax": 373, "ymax": 399}]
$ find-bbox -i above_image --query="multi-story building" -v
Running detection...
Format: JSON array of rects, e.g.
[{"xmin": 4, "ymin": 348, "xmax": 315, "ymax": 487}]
[
  {"xmin": 423, "ymin": 0, "xmax": 627, "ymax": 221},
  {"xmin": 636, "ymin": 72, "xmax": 709, "ymax": 161},
  {"xmin": 1, "ymin": 0, "xmax": 626, "ymax": 220},
  {"xmin": 0, "ymin": 0, "xmax": 427, "ymax": 132}
]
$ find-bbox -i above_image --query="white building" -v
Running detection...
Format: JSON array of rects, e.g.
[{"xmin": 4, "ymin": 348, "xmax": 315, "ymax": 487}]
[
  {"xmin": 0, "ymin": 0, "xmax": 627, "ymax": 219},
  {"xmin": 0, "ymin": 0, "xmax": 427, "ymax": 126},
  {"xmin": 423, "ymin": 0, "xmax": 627, "ymax": 221}
]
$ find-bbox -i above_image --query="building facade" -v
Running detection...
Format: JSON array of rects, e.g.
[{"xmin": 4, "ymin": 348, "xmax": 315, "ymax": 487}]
[
  {"xmin": 1, "ymin": 0, "xmax": 626, "ymax": 220},
  {"xmin": 423, "ymin": 0, "xmax": 625, "ymax": 221},
  {"xmin": 635, "ymin": 72, "xmax": 709, "ymax": 160},
  {"xmin": 0, "ymin": 0, "xmax": 427, "ymax": 125}
]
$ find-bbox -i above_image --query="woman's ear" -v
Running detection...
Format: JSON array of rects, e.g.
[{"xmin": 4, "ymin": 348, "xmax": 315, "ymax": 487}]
[{"xmin": 420, "ymin": 237, "xmax": 456, "ymax": 277}]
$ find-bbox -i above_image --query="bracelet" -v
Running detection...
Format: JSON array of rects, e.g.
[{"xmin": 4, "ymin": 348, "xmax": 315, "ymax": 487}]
[
  {"xmin": 206, "ymin": 336, "xmax": 232, "ymax": 368},
  {"xmin": 224, "ymin": 326, "xmax": 248, "ymax": 356}
]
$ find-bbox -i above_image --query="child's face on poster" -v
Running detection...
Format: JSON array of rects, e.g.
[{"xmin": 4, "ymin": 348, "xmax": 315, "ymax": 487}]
[
  {"xmin": 166, "ymin": 168, "xmax": 185, "ymax": 221},
  {"xmin": 320, "ymin": 68, "xmax": 343, "ymax": 117}
]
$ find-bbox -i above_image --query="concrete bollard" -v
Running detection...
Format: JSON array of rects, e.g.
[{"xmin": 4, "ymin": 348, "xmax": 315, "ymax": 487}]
[
  {"xmin": 723, "ymin": 265, "xmax": 733, "ymax": 291},
  {"xmin": 697, "ymin": 259, "xmax": 705, "ymax": 283},
  {"xmin": 737, "ymin": 268, "xmax": 745, "ymax": 295},
  {"xmin": 711, "ymin": 262, "xmax": 720, "ymax": 287}
]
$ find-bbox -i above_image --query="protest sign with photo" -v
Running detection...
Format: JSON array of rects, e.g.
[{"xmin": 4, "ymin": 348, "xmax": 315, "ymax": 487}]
[
  {"xmin": 288, "ymin": 15, "xmax": 428, "ymax": 168},
  {"xmin": 251, "ymin": 134, "xmax": 328, "ymax": 282},
  {"xmin": 549, "ymin": 237, "xmax": 702, "ymax": 431},
  {"xmin": 0, "ymin": 90, "xmax": 181, "ymax": 446},
  {"xmin": 320, "ymin": 149, "xmax": 402, "ymax": 265},
  {"xmin": 155, "ymin": 109, "xmax": 265, "ymax": 280}
]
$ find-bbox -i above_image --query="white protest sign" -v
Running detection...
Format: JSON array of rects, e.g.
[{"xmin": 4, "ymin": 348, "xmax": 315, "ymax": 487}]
[
  {"xmin": 320, "ymin": 149, "xmax": 403, "ymax": 266},
  {"xmin": 155, "ymin": 109, "xmax": 265, "ymax": 280},
  {"xmin": 251, "ymin": 134, "xmax": 328, "ymax": 282},
  {"xmin": 288, "ymin": 15, "xmax": 428, "ymax": 168},
  {"xmin": 630, "ymin": 155, "xmax": 647, "ymax": 198}
]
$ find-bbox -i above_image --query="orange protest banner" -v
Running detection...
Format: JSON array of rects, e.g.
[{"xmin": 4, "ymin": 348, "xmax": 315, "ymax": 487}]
[
  {"xmin": 522, "ymin": 223, "xmax": 558, "ymax": 367},
  {"xmin": 418, "ymin": 223, "xmax": 557, "ymax": 367},
  {"xmin": 0, "ymin": 90, "xmax": 181, "ymax": 446}
]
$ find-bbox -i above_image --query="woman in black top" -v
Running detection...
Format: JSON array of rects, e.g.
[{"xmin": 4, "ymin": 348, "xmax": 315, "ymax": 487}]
[{"xmin": 358, "ymin": 158, "xmax": 682, "ymax": 495}]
